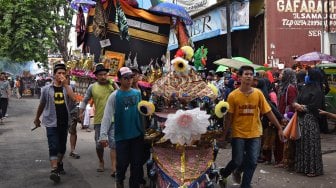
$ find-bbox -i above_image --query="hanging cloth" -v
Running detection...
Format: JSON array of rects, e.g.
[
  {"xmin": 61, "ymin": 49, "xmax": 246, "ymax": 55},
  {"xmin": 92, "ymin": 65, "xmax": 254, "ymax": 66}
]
[
  {"xmin": 76, "ymin": 6, "xmax": 86, "ymax": 47},
  {"xmin": 92, "ymin": 0, "xmax": 108, "ymax": 38},
  {"xmin": 175, "ymin": 19, "xmax": 193, "ymax": 48},
  {"xmin": 115, "ymin": 0, "xmax": 130, "ymax": 40}
]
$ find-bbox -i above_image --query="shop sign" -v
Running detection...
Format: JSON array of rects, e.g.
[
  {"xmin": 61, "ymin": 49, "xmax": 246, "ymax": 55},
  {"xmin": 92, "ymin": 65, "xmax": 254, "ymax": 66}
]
[
  {"xmin": 266, "ymin": 0, "xmax": 336, "ymax": 66},
  {"xmin": 275, "ymin": 0, "xmax": 336, "ymax": 36},
  {"xmin": 168, "ymin": 1, "xmax": 250, "ymax": 50}
]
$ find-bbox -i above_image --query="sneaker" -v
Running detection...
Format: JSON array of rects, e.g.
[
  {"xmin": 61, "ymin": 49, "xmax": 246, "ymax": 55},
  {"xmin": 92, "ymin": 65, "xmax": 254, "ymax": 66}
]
[
  {"xmin": 115, "ymin": 181, "xmax": 124, "ymax": 188},
  {"xmin": 218, "ymin": 177, "xmax": 227, "ymax": 188},
  {"xmin": 49, "ymin": 169, "xmax": 60, "ymax": 183},
  {"xmin": 57, "ymin": 162, "xmax": 66, "ymax": 175},
  {"xmin": 232, "ymin": 169, "xmax": 242, "ymax": 184},
  {"xmin": 69, "ymin": 152, "xmax": 80, "ymax": 159},
  {"xmin": 139, "ymin": 178, "xmax": 146, "ymax": 188},
  {"xmin": 219, "ymin": 167, "xmax": 225, "ymax": 177}
]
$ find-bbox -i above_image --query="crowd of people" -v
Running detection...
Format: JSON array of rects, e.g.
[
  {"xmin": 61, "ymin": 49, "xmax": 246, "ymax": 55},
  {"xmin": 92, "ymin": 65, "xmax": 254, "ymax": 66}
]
[
  {"xmin": 27, "ymin": 61, "xmax": 335, "ymax": 188},
  {"xmin": 0, "ymin": 70, "xmax": 55, "ymax": 126},
  {"xmin": 207, "ymin": 64, "xmax": 330, "ymax": 187}
]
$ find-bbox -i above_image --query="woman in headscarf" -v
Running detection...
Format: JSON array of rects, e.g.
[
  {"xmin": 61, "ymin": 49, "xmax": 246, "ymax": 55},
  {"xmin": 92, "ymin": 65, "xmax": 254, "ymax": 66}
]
[
  {"xmin": 255, "ymin": 77, "xmax": 283, "ymax": 164},
  {"xmin": 293, "ymin": 68, "xmax": 324, "ymax": 177},
  {"xmin": 276, "ymin": 68, "xmax": 298, "ymax": 170},
  {"xmin": 223, "ymin": 76, "xmax": 235, "ymax": 100},
  {"xmin": 296, "ymin": 70, "xmax": 306, "ymax": 92}
]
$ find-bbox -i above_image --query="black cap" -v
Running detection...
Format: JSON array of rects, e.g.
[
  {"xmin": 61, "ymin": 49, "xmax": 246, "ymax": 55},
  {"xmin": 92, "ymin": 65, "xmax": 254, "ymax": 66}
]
[
  {"xmin": 129, "ymin": 66, "xmax": 141, "ymax": 74},
  {"xmin": 93, "ymin": 63, "xmax": 110, "ymax": 74},
  {"xmin": 208, "ymin": 70, "xmax": 215, "ymax": 76},
  {"xmin": 54, "ymin": 63, "xmax": 66, "ymax": 73}
]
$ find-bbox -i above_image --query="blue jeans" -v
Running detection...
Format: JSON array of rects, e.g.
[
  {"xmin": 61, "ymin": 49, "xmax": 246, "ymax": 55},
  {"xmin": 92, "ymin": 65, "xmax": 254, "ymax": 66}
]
[
  {"xmin": 116, "ymin": 136, "xmax": 144, "ymax": 188},
  {"xmin": 221, "ymin": 137, "xmax": 261, "ymax": 188},
  {"xmin": 46, "ymin": 126, "xmax": 68, "ymax": 160},
  {"xmin": 0, "ymin": 98, "xmax": 8, "ymax": 119}
]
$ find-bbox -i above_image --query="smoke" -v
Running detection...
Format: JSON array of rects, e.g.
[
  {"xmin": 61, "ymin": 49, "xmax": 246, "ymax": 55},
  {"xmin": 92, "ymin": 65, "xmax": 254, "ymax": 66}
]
[{"xmin": 0, "ymin": 59, "xmax": 45, "ymax": 76}]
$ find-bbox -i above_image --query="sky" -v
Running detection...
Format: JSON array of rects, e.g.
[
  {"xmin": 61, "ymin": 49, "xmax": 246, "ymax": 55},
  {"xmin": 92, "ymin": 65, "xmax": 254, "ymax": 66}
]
[{"xmin": 137, "ymin": 0, "xmax": 153, "ymax": 9}]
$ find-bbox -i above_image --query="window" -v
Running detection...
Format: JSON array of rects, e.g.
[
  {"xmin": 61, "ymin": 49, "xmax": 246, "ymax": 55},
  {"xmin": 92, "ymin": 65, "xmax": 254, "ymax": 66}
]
[{"xmin": 331, "ymin": 44, "xmax": 336, "ymax": 57}]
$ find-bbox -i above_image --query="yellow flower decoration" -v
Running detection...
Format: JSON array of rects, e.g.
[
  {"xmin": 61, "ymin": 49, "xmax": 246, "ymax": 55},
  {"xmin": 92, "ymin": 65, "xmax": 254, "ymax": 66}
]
[
  {"xmin": 172, "ymin": 57, "xmax": 189, "ymax": 73},
  {"xmin": 215, "ymin": 101, "xmax": 230, "ymax": 118},
  {"xmin": 207, "ymin": 83, "xmax": 218, "ymax": 98},
  {"xmin": 138, "ymin": 100, "xmax": 155, "ymax": 116},
  {"xmin": 181, "ymin": 46, "xmax": 194, "ymax": 61}
]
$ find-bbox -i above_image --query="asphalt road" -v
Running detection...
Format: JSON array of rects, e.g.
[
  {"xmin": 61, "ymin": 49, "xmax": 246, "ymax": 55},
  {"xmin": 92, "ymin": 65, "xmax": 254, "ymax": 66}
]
[{"xmin": 1, "ymin": 97, "xmax": 336, "ymax": 188}]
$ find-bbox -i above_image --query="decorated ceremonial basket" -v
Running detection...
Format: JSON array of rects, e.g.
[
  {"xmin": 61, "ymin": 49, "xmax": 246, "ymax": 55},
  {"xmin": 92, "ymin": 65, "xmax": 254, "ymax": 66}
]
[{"xmin": 138, "ymin": 46, "xmax": 230, "ymax": 188}]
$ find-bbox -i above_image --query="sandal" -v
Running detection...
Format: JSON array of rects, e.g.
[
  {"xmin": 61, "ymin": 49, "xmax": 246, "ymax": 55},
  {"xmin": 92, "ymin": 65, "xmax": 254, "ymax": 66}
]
[
  {"xmin": 307, "ymin": 173, "xmax": 317, "ymax": 177},
  {"xmin": 97, "ymin": 162, "xmax": 104, "ymax": 172},
  {"xmin": 274, "ymin": 163, "xmax": 284, "ymax": 168},
  {"xmin": 69, "ymin": 152, "xmax": 80, "ymax": 159}
]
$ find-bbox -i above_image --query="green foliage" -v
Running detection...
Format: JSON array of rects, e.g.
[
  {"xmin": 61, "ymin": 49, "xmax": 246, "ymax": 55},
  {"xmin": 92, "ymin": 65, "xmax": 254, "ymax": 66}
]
[
  {"xmin": 0, "ymin": 0, "xmax": 74, "ymax": 64},
  {"xmin": 194, "ymin": 46, "xmax": 208, "ymax": 71}
]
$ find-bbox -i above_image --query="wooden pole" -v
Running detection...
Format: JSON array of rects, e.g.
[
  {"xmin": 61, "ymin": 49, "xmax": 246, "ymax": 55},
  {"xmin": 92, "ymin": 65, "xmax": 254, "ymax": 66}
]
[{"xmin": 226, "ymin": 0, "xmax": 232, "ymax": 58}]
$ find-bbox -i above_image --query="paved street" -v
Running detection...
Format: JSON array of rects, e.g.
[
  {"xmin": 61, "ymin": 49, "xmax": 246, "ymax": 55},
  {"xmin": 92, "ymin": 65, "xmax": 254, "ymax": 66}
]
[{"xmin": 1, "ymin": 97, "xmax": 336, "ymax": 188}]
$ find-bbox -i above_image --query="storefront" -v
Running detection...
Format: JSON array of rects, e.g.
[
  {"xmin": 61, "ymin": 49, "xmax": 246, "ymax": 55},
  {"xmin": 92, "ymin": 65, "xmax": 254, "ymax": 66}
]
[{"xmin": 168, "ymin": 0, "xmax": 252, "ymax": 70}]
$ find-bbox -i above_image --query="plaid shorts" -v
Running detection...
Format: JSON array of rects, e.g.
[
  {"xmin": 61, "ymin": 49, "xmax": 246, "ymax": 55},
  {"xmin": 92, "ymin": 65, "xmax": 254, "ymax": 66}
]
[
  {"xmin": 68, "ymin": 112, "xmax": 78, "ymax": 134},
  {"xmin": 94, "ymin": 124, "xmax": 115, "ymax": 149}
]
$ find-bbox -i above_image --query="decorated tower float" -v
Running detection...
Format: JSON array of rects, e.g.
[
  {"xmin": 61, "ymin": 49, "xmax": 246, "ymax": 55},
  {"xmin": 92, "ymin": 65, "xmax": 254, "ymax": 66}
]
[
  {"xmin": 67, "ymin": 0, "xmax": 172, "ymax": 102},
  {"xmin": 66, "ymin": 53, "xmax": 96, "ymax": 101},
  {"xmin": 139, "ymin": 45, "xmax": 230, "ymax": 188}
]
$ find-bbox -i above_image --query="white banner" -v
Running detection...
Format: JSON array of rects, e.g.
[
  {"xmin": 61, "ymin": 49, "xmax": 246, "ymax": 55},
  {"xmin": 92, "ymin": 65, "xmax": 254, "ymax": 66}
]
[{"xmin": 165, "ymin": 0, "xmax": 217, "ymax": 15}]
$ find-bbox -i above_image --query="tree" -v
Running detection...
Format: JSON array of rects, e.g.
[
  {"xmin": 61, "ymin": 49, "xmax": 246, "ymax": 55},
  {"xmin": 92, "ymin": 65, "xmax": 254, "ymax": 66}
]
[
  {"xmin": 47, "ymin": 0, "xmax": 75, "ymax": 63},
  {"xmin": 0, "ymin": 0, "xmax": 74, "ymax": 65}
]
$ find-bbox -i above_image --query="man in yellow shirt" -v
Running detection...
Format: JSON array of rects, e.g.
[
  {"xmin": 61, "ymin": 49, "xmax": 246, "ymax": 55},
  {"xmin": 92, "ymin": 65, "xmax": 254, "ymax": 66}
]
[
  {"xmin": 220, "ymin": 65, "xmax": 284, "ymax": 188},
  {"xmin": 79, "ymin": 64, "xmax": 118, "ymax": 176}
]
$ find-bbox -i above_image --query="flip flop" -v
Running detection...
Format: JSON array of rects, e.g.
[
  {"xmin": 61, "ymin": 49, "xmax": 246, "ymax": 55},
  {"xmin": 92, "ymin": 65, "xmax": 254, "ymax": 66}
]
[{"xmin": 97, "ymin": 167, "xmax": 104, "ymax": 172}]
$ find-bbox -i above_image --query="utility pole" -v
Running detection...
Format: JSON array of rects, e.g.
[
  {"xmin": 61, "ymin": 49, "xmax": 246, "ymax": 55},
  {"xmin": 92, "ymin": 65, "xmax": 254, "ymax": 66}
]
[
  {"xmin": 226, "ymin": 0, "xmax": 232, "ymax": 58},
  {"xmin": 322, "ymin": 0, "xmax": 325, "ymax": 53},
  {"xmin": 327, "ymin": 0, "xmax": 330, "ymax": 32}
]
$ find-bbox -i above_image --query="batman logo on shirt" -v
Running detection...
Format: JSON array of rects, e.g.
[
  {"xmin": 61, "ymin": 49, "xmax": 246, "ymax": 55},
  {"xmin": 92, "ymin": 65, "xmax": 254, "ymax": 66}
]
[{"xmin": 54, "ymin": 92, "xmax": 65, "ymax": 105}]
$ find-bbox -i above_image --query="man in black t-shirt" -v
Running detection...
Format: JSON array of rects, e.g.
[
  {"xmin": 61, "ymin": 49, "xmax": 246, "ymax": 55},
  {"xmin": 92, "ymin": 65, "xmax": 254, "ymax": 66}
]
[{"xmin": 34, "ymin": 64, "xmax": 76, "ymax": 184}]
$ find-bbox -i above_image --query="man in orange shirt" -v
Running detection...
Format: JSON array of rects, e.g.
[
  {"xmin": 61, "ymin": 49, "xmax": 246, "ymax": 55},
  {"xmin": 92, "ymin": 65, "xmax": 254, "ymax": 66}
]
[
  {"xmin": 220, "ymin": 65, "xmax": 284, "ymax": 188},
  {"xmin": 14, "ymin": 77, "xmax": 21, "ymax": 99}
]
